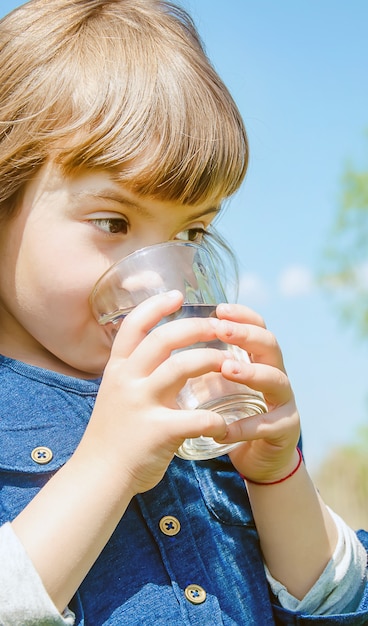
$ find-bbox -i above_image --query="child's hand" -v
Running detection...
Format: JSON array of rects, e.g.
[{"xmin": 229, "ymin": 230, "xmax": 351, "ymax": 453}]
[
  {"xmin": 80, "ymin": 291, "xmax": 228, "ymax": 495},
  {"xmin": 214, "ymin": 303, "xmax": 301, "ymax": 484}
]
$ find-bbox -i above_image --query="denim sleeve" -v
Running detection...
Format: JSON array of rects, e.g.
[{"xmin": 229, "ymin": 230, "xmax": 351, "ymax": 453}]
[
  {"xmin": 0, "ymin": 523, "xmax": 75, "ymax": 626},
  {"xmin": 270, "ymin": 528, "xmax": 368, "ymax": 625}
]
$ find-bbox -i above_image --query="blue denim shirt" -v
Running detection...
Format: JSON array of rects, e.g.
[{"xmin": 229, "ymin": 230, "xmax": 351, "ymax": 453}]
[{"xmin": 0, "ymin": 355, "xmax": 368, "ymax": 625}]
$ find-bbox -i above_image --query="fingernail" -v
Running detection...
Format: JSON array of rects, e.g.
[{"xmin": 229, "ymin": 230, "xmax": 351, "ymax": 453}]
[
  {"xmin": 217, "ymin": 303, "xmax": 231, "ymax": 314},
  {"xmin": 167, "ymin": 290, "xmax": 183, "ymax": 298},
  {"xmin": 227, "ymin": 359, "xmax": 241, "ymax": 375},
  {"xmin": 222, "ymin": 355, "xmax": 247, "ymax": 376}
]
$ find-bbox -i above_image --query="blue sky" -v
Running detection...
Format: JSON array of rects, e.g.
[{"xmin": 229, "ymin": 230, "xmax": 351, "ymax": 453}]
[
  {"xmin": 185, "ymin": 0, "xmax": 368, "ymax": 471},
  {"xmin": 2, "ymin": 1, "xmax": 368, "ymax": 470}
]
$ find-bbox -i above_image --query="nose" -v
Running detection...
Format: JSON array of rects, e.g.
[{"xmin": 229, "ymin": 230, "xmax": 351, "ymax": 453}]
[
  {"xmin": 115, "ymin": 234, "xmax": 175, "ymax": 262},
  {"xmin": 135, "ymin": 234, "xmax": 171, "ymax": 250}
]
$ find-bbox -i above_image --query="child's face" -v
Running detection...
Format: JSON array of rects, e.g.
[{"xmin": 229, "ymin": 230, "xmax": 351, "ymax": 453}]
[{"xmin": 0, "ymin": 162, "xmax": 219, "ymax": 378}]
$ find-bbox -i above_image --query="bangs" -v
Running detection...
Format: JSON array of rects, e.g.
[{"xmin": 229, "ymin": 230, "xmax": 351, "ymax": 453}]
[
  {"xmin": 0, "ymin": 0, "xmax": 248, "ymax": 210},
  {"xmin": 51, "ymin": 6, "xmax": 248, "ymax": 206}
]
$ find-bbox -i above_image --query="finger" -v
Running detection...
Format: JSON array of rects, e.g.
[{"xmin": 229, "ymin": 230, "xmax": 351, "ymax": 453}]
[
  {"xmin": 215, "ymin": 318, "xmax": 285, "ymax": 370},
  {"xmin": 216, "ymin": 303, "xmax": 266, "ymax": 328},
  {"xmin": 221, "ymin": 359, "xmax": 292, "ymax": 407},
  {"xmin": 126, "ymin": 316, "xmax": 221, "ymax": 376},
  {"xmin": 165, "ymin": 407, "xmax": 228, "ymax": 443},
  {"xmin": 146, "ymin": 346, "xmax": 227, "ymax": 403},
  {"xmin": 111, "ymin": 290, "xmax": 183, "ymax": 357},
  {"xmin": 214, "ymin": 397, "xmax": 299, "ymax": 446}
]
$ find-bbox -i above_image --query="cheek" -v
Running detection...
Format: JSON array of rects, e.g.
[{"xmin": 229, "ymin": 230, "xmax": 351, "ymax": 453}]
[{"xmin": 14, "ymin": 240, "xmax": 102, "ymax": 323}]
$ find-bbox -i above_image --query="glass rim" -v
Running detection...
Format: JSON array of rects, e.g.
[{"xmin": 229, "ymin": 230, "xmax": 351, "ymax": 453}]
[{"xmin": 91, "ymin": 240, "xmax": 207, "ymax": 294}]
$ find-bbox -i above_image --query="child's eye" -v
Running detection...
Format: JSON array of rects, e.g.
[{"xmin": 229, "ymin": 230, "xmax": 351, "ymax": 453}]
[
  {"xmin": 91, "ymin": 218, "xmax": 129, "ymax": 235},
  {"xmin": 175, "ymin": 227, "xmax": 206, "ymax": 243}
]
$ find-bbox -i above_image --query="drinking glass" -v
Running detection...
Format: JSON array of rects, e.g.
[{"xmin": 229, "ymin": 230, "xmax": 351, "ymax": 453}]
[{"xmin": 90, "ymin": 242, "xmax": 267, "ymax": 460}]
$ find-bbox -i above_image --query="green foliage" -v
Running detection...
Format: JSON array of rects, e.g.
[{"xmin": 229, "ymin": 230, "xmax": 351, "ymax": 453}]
[
  {"xmin": 320, "ymin": 133, "xmax": 368, "ymax": 338},
  {"xmin": 314, "ymin": 428, "xmax": 368, "ymax": 529},
  {"xmin": 355, "ymin": 423, "xmax": 368, "ymax": 448},
  {"xmin": 317, "ymin": 140, "xmax": 368, "ymax": 528}
]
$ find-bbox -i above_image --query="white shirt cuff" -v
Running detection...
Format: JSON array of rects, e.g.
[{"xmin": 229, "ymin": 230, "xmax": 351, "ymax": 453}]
[
  {"xmin": 265, "ymin": 507, "xmax": 368, "ymax": 615},
  {"xmin": 0, "ymin": 523, "xmax": 75, "ymax": 625}
]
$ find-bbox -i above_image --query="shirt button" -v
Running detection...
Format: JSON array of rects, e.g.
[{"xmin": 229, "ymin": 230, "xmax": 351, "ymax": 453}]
[
  {"xmin": 159, "ymin": 515, "xmax": 181, "ymax": 536},
  {"xmin": 31, "ymin": 446, "xmax": 53, "ymax": 464},
  {"xmin": 184, "ymin": 584, "xmax": 207, "ymax": 605}
]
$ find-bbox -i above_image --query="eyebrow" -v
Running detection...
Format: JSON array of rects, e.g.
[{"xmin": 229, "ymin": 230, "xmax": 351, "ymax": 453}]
[
  {"xmin": 72, "ymin": 189, "xmax": 142, "ymax": 210},
  {"xmin": 73, "ymin": 188, "xmax": 221, "ymax": 221}
]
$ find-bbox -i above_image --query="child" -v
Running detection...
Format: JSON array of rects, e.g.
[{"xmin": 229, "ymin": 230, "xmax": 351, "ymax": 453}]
[{"xmin": 0, "ymin": 1, "xmax": 367, "ymax": 624}]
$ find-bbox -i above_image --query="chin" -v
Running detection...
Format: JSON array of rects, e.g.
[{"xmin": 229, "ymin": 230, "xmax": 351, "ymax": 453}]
[{"xmin": 60, "ymin": 351, "xmax": 109, "ymax": 380}]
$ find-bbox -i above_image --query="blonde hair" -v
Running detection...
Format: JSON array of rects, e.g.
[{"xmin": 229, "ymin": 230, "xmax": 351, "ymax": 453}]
[{"xmin": 0, "ymin": 0, "xmax": 248, "ymax": 218}]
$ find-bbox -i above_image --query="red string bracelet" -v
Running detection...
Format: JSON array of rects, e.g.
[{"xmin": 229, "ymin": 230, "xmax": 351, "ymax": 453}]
[{"xmin": 239, "ymin": 447, "xmax": 303, "ymax": 486}]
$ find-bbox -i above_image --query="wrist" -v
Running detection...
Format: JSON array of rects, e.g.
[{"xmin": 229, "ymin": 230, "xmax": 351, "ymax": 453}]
[{"xmin": 240, "ymin": 448, "xmax": 303, "ymax": 486}]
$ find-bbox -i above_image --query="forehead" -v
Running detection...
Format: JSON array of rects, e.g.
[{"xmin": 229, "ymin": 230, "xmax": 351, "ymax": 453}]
[{"xmin": 22, "ymin": 162, "xmax": 221, "ymax": 222}]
